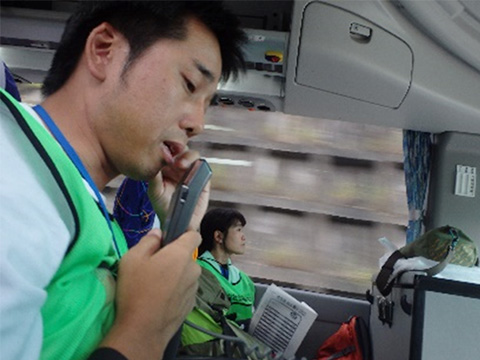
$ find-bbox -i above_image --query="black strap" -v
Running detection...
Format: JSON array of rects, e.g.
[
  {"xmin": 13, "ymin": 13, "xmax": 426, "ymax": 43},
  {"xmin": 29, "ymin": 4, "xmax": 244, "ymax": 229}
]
[
  {"xmin": 423, "ymin": 245, "xmax": 455, "ymax": 277},
  {"xmin": 88, "ymin": 347, "xmax": 128, "ymax": 360},
  {"xmin": 163, "ymin": 326, "xmax": 183, "ymax": 360},
  {"xmin": 327, "ymin": 345, "xmax": 356, "ymax": 360},
  {"xmin": 375, "ymin": 250, "xmax": 405, "ymax": 297}
]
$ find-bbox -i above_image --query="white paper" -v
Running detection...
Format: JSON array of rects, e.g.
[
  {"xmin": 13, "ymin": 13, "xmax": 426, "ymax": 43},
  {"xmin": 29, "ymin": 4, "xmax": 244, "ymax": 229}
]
[{"xmin": 248, "ymin": 284, "xmax": 318, "ymax": 359}]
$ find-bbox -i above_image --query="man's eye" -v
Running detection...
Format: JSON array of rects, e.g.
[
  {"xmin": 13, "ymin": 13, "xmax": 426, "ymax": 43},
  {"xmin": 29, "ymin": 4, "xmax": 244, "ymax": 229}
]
[{"xmin": 185, "ymin": 78, "xmax": 196, "ymax": 93}]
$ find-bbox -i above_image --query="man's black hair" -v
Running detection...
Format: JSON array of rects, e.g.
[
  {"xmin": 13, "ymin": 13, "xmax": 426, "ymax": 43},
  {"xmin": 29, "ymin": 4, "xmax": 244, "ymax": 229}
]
[
  {"xmin": 42, "ymin": 1, "xmax": 246, "ymax": 96},
  {"xmin": 199, "ymin": 207, "xmax": 246, "ymax": 255}
]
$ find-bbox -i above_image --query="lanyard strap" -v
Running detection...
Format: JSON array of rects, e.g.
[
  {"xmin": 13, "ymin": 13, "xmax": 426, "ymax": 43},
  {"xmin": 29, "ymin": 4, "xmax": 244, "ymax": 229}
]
[{"xmin": 33, "ymin": 105, "xmax": 121, "ymax": 258}]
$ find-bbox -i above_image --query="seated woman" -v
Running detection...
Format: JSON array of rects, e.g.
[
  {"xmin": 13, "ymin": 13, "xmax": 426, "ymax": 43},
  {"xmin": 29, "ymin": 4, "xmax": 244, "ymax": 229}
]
[
  {"xmin": 197, "ymin": 207, "xmax": 256, "ymax": 328},
  {"xmin": 181, "ymin": 208, "xmax": 256, "ymax": 354}
]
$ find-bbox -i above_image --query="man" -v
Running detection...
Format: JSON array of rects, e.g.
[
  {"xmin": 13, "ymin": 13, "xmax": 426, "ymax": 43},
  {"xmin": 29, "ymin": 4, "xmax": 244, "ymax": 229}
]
[{"xmin": 0, "ymin": 2, "xmax": 245, "ymax": 359}]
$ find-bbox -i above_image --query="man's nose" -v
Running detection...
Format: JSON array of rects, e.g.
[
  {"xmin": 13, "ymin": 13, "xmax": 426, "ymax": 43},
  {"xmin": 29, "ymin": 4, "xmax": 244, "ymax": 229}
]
[{"xmin": 181, "ymin": 100, "xmax": 206, "ymax": 137}]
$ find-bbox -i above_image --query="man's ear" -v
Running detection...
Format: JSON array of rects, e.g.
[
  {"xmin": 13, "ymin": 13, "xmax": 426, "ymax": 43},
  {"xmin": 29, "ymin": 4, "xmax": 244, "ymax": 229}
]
[{"xmin": 84, "ymin": 22, "xmax": 122, "ymax": 81}]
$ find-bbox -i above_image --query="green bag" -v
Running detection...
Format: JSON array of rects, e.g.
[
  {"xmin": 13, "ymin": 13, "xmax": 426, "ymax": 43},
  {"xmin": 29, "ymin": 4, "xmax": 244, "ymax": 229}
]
[
  {"xmin": 400, "ymin": 226, "xmax": 478, "ymax": 266},
  {"xmin": 376, "ymin": 225, "xmax": 478, "ymax": 296}
]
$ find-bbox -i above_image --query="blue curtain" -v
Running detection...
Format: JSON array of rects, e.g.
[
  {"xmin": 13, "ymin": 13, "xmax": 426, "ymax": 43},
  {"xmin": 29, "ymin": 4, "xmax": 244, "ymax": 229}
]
[{"xmin": 402, "ymin": 130, "xmax": 432, "ymax": 243}]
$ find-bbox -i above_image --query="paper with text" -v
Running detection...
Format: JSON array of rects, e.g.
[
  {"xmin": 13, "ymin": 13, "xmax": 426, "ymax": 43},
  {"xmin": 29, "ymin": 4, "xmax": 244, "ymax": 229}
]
[{"xmin": 248, "ymin": 284, "xmax": 318, "ymax": 359}]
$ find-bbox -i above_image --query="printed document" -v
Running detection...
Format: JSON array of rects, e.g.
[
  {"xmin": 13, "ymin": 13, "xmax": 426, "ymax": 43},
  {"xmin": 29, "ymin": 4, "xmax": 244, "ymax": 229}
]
[{"xmin": 249, "ymin": 284, "xmax": 318, "ymax": 359}]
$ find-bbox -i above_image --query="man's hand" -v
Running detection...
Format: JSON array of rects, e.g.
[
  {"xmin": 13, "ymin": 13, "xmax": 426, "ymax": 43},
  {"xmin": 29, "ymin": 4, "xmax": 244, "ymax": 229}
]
[
  {"xmin": 147, "ymin": 150, "xmax": 210, "ymax": 232},
  {"xmin": 99, "ymin": 229, "xmax": 201, "ymax": 360}
]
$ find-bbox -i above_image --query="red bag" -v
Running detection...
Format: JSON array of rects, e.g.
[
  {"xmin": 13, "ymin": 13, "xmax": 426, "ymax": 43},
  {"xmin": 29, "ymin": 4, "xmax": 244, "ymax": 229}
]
[{"xmin": 317, "ymin": 316, "xmax": 372, "ymax": 360}]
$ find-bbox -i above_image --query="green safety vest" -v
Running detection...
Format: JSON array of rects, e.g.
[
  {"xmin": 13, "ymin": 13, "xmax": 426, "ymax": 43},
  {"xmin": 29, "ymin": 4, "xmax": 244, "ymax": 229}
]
[
  {"xmin": 1, "ymin": 89, "xmax": 128, "ymax": 360},
  {"xmin": 181, "ymin": 267, "xmax": 230, "ymax": 347},
  {"xmin": 197, "ymin": 252, "xmax": 255, "ymax": 322},
  {"xmin": 180, "ymin": 268, "xmax": 269, "ymax": 360}
]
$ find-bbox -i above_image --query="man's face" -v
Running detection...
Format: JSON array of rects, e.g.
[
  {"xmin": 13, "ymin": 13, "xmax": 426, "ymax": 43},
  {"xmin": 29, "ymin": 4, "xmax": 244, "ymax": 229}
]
[
  {"xmin": 224, "ymin": 220, "xmax": 246, "ymax": 256},
  {"xmin": 99, "ymin": 17, "xmax": 222, "ymax": 180}
]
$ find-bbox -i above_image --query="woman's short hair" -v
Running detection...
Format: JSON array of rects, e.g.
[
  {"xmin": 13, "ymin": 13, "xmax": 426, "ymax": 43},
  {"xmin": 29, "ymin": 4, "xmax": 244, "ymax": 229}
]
[{"xmin": 199, "ymin": 207, "xmax": 246, "ymax": 255}]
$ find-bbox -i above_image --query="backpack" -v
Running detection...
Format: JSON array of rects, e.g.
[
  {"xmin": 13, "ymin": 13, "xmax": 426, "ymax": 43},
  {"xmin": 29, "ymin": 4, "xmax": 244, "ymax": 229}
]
[
  {"xmin": 316, "ymin": 316, "xmax": 372, "ymax": 360},
  {"xmin": 376, "ymin": 225, "xmax": 478, "ymax": 296}
]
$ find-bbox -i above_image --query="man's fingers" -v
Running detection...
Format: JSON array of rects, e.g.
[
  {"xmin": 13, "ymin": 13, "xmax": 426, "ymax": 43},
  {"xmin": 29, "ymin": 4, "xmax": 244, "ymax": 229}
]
[
  {"xmin": 170, "ymin": 230, "xmax": 202, "ymax": 252},
  {"xmin": 173, "ymin": 149, "xmax": 200, "ymax": 169},
  {"xmin": 135, "ymin": 228, "xmax": 162, "ymax": 255},
  {"xmin": 153, "ymin": 231, "xmax": 202, "ymax": 264},
  {"xmin": 133, "ymin": 229, "xmax": 200, "ymax": 261},
  {"xmin": 160, "ymin": 150, "xmax": 201, "ymax": 184}
]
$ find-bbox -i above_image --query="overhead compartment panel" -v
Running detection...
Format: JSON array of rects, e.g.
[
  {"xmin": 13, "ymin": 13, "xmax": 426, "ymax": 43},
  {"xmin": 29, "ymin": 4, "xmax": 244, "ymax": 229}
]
[{"xmin": 295, "ymin": 2, "xmax": 413, "ymax": 109}]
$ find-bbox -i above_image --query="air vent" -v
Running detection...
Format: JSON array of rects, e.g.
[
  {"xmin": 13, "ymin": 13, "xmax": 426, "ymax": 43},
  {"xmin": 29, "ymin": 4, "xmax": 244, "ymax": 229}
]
[{"xmin": 212, "ymin": 94, "xmax": 277, "ymax": 112}]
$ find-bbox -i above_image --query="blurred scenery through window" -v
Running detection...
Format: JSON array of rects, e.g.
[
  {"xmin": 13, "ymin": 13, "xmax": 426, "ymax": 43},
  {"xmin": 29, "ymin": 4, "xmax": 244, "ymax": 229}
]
[{"xmin": 188, "ymin": 106, "xmax": 408, "ymax": 296}]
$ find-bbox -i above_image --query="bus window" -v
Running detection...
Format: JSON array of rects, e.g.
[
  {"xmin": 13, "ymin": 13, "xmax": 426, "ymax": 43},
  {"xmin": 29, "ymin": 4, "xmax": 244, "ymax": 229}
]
[{"xmin": 190, "ymin": 106, "xmax": 408, "ymax": 295}]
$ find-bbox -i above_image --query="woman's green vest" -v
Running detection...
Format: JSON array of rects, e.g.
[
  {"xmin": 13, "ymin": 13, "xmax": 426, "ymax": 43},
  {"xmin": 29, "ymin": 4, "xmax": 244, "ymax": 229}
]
[
  {"xmin": 180, "ymin": 267, "xmax": 262, "ymax": 356},
  {"xmin": 1, "ymin": 90, "xmax": 128, "ymax": 360},
  {"xmin": 197, "ymin": 253, "xmax": 255, "ymax": 322}
]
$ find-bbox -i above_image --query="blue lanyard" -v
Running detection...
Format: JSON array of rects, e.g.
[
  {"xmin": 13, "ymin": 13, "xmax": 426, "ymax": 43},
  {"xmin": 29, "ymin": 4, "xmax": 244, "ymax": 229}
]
[{"xmin": 33, "ymin": 105, "xmax": 121, "ymax": 258}]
